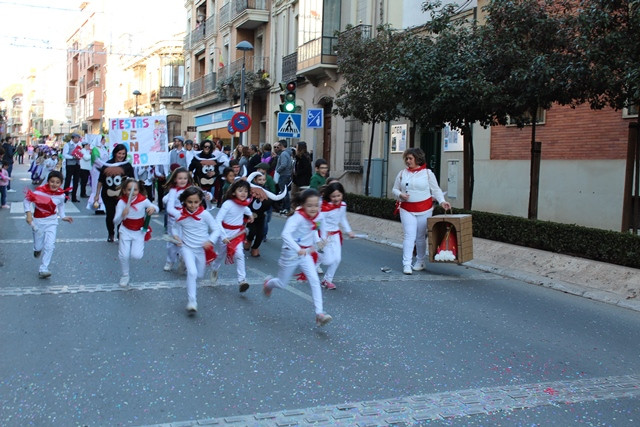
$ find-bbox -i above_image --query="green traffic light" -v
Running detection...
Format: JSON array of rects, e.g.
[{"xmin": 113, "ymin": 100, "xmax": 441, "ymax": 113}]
[{"xmin": 284, "ymin": 102, "xmax": 295, "ymax": 112}]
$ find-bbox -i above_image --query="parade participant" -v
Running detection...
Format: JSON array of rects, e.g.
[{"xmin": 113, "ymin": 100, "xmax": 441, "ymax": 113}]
[
  {"xmin": 392, "ymin": 147, "xmax": 450, "ymax": 274},
  {"xmin": 172, "ymin": 186, "xmax": 223, "ymax": 314},
  {"xmin": 163, "ymin": 167, "xmax": 195, "ymax": 271},
  {"xmin": 24, "ymin": 171, "xmax": 73, "ymax": 278},
  {"xmin": 255, "ymin": 162, "xmax": 276, "ymax": 240},
  {"xmin": 318, "ymin": 181, "xmax": 355, "ymax": 290},
  {"xmin": 210, "ymin": 180, "xmax": 253, "ymax": 293},
  {"xmin": 169, "ymin": 136, "xmax": 188, "ymax": 169},
  {"xmin": 188, "ymin": 139, "xmax": 216, "ymax": 203},
  {"xmin": 309, "ymin": 158, "xmax": 329, "ymax": 190},
  {"xmin": 62, "ymin": 132, "xmax": 83, "ymax": 202},
  {"xmin": 113, "ymin": 178, "xmax": 158, "ymax": 287},
  {"xmin": 221, "ymin": 167, "xmax": 235, "ymax": 196},
  {"xmin": 87, "ymin": 136, "xmax": 109, "ymax": 213},
  {"xmin": 78, "ymin": 141, "xmax": 92, "ymax": 198},
  {"xmin": 263, "ymin": 188, "xmax": 333, "ymax": 327},
  {"xmin": 244, "ymin": 170, "xmax": 284, "ymax": 257},
  {"xmin": 94, "ymin": 144, "xmax": 135, "ymax": 242}
]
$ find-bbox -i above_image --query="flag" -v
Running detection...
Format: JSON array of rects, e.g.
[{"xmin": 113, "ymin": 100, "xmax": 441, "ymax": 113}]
[{"xmin": 219, "ymin": 52, "xmax": 224, "ymax": 68}]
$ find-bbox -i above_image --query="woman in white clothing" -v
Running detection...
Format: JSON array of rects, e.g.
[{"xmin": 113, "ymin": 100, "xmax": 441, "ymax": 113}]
[{"xmin": 392, "ymin": 148, "xmax": 451, "ymax": 274}]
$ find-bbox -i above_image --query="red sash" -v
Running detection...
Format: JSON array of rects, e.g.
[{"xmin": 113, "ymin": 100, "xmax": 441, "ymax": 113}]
[
  {"xmin": 399, "ymin": 197, "xmax": 433, "ymax": 213},
  {"xmin": 222, "ymin": 222, "xmax": 245, "ymax": 264},
  {"xmin": 295, "ymin": 245, "xmax": 319, "ymax": 282},
  {"xmin": 328, "ymin": 229, "xmax": 343, "ymax": 245},
  {"xmin": 122, "ymin": 217, "xmax": 153, "ymax": 241}
]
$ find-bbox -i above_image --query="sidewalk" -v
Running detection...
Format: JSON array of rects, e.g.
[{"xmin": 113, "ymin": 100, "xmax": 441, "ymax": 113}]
[{"xmin": 346, "ymin": 212, "xmax": 640, "ymax": 313}]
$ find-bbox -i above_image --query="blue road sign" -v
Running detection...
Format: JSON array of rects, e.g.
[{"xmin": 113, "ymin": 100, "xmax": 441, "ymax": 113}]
[
  {"xmin": 306, "ymin": 108, "xmax": 323, "ymax": 128},
  {"xmin": 277, "ymin": 112, "xmax": 302, "ymax": 138}
]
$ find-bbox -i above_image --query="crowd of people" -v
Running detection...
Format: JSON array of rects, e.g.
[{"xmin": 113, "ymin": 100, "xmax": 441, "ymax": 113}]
[{"xmin": 18, "ymin": 135, "xmax": 369, "ymax": 327}]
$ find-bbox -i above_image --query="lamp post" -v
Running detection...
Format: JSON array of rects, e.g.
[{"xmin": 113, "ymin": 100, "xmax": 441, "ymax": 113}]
[
  {"xmin": 98, "ymin": 107, "xmax": 104, "ymax": 133},
  {"xmin": 235, "ymin": 40, "xmax": 254, "ymax": 146},
  {"xmin": 132, "ymin": 90, "xmax": 141, "ymax": 116}
]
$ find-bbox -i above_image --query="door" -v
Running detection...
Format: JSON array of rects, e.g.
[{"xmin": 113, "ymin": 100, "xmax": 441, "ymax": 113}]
[
  {"xmin": 420, "ymin": 129, "xmax": 442, "ymax": 183},
  {"xmin": 322, "ymin": 102, "xmax": 332, "ymax": 168}
]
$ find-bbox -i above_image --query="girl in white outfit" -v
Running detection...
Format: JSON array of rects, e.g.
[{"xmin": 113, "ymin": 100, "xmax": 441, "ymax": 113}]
[
  {"xmin": 24, "ymin": 171, "xmax": 73, "ymax": 278},
  {"xmin": 87, "ymin": 137, "xmax": 109, "ymax": 212},
  {"xmin": 113, "ymin": 179, "xmax": 158, "ymax": 286},
  {"xmin": 263, "ymin": 188, "xmax": 333, "ymax": 327},
  {"xmin": 163, "ymin": 167, "xmax": 194, "ymax": 271},
  {"xmin": 392, "ymin": 148, "xmax": 451, "ymax": 274},
  {"xmin": 319, "ymin": 181, "xmax": 355, "ymax": 290},
  {"xmin": 210, "ymin": 179, "xmax": 253, "ymax": 293},
  {"xmin": 172, "ymin": 186, "xmax": 223, "ymax": 314}
]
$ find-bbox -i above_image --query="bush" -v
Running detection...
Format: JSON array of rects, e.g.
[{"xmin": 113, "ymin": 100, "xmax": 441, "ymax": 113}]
[{"xmin": 345, "ymin": 193, "xmax": 640, "ymax": 269}]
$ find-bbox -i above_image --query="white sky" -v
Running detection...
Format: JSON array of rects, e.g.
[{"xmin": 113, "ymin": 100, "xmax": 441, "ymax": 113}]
[{"xmin": 0, "ymin": 1, "xmax": 83, "ymax": 89}]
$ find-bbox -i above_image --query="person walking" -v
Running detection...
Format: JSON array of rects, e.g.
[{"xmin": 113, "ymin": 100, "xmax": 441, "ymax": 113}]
[
  {"xmin": 62, "ymin": 133, "xmax": 83, "ymax": 202},
  {"xmin": 169, "ymin": 136, "xmax": 188, "ymax": 170},
  {"xmin": 392, "ymin": 147, "xmax": 451, "ymax": 275},
  {"xmin": 78, "ymin": 141, "xmax": 92, "ymax": 198},
  {"xmin": 2, "ymin": 137, "xmax": 15, "ymax": 192},
  {"xmin": 274, "ymin": 140, "xmax": 293, "ymax": 214}
]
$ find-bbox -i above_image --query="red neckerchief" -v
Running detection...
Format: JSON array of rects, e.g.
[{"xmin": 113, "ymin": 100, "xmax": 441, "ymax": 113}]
[
  {"xmin": 34, "ymin": 184, "xmax": 71, "ymax": 196},
  {"xmin": 177, "ymin": 205, "xmax": 205, "ymax": 221},
  {"xmin": 174, "ymin": 185, "xmax": 189, "ymax": 192},
  {"xmin": 321, "ymin": 201, "xmax": 342, "ymax": 212},
  {"xmin": 231, "ymin": 196, "xmax": 252, "ymax": 207},
  {"xmin": 119, "ymin": 193, "xmax": 146, "ymax": 210},
  {"xmin": 296, "ymin": 208, "xmax": 320, "ymax": 230},
  {"xmin": 407, "ymin": 164, "xmax": 427, "ymax": 173}
]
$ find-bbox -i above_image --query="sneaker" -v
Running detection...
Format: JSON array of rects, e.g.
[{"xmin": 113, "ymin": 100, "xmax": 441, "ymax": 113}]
[
  {"xmin": 7, "ymin": 189, "xmax": 16, "ymax": 193},
  {"xmin": 239, "ymin": 281, "xmax": 250, "ymax": 293},
  {"xmin": 186, "ymin": 301, "xmax": 198, "ymax": 314},
  {"xmin": 163, "ymin": 262, "xmax": 173, "ymax": 272},
  {"xmin": 403, "ymin": 265, "xmax": 413, "ymax": 275},
  {"xmin": 322, "ymin": 280, "xmax": 336, "ymax": 290},
  {"xmin": 119, "ymin": 275, "xmax": 130, "ymax": 287},
  {"xmin": 263, "ymin": 276, "xmax": 273, "ymax": 297},
  {"xmin": 38, "ymin": 270, "xmax": 51, "ymax": 279},
  {"xmin": 412, "ymin": 261, "xmax": 425, "ymax": 271},
  {"xmin": 33, "ymin": 250, "xmax": 41, "ymax": 258},
  {"xmin": 315, "ymin": 313, "xmax": 333, "ymax": 326},
  {"xmin": 210, "ymin": 269, "xmax": 218, "ymax": 285},
  {"xmin": 316, "ymin": 265, "xmax": 324, "ymax": 274},
  {"xmin": 1, "ymin": 204, "xmax": 9, "ymax": 209}
]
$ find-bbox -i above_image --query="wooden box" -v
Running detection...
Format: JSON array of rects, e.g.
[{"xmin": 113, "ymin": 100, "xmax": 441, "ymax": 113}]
[{"xmin": 427, "ymin": 214, "xmax": 473, "ymax": 264}]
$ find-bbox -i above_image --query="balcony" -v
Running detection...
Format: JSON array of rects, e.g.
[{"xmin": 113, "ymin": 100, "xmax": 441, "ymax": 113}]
[
  {"xmin": 150, "ymin": 86, "xmax": 184, "ymax": 103},
  {"xmin": 230, "ymin": 0, "xmax": 269, "ymax": 30},
  {"xmin": 185, "ymin": 72, "xmax": 217, "ymax": 101},
  {"xmin": 87, "ymin": 79, "xmax": 101, "ymax": 89},
  {"xmin": 295, "ymin": 35, "xmax": 338, "ymax": 83},
  {"xmin": 190, "ymin": 15, "xmax": 216, "ymax": 47},
  {"xmin": 218, "ymin": 56, "xmax": 269, "ymax": 81}
]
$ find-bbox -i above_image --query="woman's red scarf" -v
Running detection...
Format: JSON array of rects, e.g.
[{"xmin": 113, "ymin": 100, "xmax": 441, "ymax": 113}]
[{"xmin": 407, "ymin": 164, "xmax": 427, "ymax": 173}]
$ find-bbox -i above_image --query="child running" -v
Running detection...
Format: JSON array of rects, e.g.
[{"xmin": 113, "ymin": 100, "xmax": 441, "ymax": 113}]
[
  {"xmin": 263, "ymin": 188, "xmax": 333, "ymax": 326},
  {"xmin": 318, "ymin": 181, "xmax": 355, "ymax": 290},
  {"xmin": 24, "ymin": 171, "xmax": 73, "ymax": 278},
  {"xmin": 211, "ymin": 179, "xmax": 253, "ymax": 293},
  {"xmin": 163, "ymin": 167, "xmax": 194, "ymax": 272},
  {"xmin": 172, "ymin": 186, "xmax": 223, "ymax": 314},
  {"xmin": 113, "ymin": 178, "xmax": 158, "ymax": 287}
]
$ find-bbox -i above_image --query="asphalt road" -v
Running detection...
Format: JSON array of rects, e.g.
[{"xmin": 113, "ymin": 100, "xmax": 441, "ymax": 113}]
[{"xmin": 1, "ymin": 163, "xmax": 639, "ymax": 427}]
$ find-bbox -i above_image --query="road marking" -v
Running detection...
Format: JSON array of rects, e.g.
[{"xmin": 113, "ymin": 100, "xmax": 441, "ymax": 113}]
[{"xmin": 134, "ymin": 374, "xmax": 640, "ymax": 427}]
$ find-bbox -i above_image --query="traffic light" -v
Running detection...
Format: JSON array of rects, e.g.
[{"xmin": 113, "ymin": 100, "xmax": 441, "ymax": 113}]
[{"xmin": 279, "ymin": 81, "xmax": 296, "ymax": 113}]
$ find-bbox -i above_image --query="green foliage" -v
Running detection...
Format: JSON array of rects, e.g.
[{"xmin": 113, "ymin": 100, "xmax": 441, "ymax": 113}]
[
  {"xmin": 214, "ymin": 70, "xmax": 266, "ymax": 102},
  {"xmin": 346, "ymin": 193, "xmax": 640, "ymax": 269}
]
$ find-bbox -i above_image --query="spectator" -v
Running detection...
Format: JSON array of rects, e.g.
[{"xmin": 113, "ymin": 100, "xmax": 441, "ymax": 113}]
[
  {"xmin": 292, "ymin": 141, "xmax": 312, "ymax": 195},
  {"xmin": 62, "ymin": 133, "xmax": 83, "ymax": 202},
  {"xmin": 1, "ymin": 137, "xmax": 15, "ymax": 192},
  {"xmin": 274, "ymin": 139, "xmax": 293, "ymax": 214},
  {"xmin": 309, "ymin": 158, "xmax": 329, "ymax": 190}
]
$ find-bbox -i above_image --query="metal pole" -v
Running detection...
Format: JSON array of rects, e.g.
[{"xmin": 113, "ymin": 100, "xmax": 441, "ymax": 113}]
[{"xmin": 239, "ymin": 51, "xmax": 246, "ymax": 147}]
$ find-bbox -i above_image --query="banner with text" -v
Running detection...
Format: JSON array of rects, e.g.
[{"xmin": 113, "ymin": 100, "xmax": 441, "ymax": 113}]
[{"xmin": 108, "ymin": 116, "xmax": 170, "ymax": 166}]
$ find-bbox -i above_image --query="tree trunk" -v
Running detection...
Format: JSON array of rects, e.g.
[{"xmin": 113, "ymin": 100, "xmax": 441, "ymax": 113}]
[
  {"xmin": 528, "ymin": 118, "xmax": 541, "ymax": 220},
  {"xmin": 622, "ymin": 120, "xmax": 639, "ymax": 233},
  {"xmin": 364, "ymin": 121, "xmax": 376, "ymax": 196},
  {"xmin": 462, "ymin": 123, "xmax": 474, "ymax": 210}
]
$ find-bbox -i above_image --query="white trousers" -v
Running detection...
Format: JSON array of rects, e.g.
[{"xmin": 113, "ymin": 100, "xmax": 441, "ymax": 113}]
[
  {"xmin": 266, "ymin": 248, "xmax": 324, "ymax": 315},
  {"xmin": 32, "ymin": 219, "xmax": 57, "ymax": 273},
  {"xmin": 166, "ymin": 216, "xmax": 180, "ymax": 264},
  {"xmin": 87, "ymin": 167, "xmax": 105, "ymax": 211},
  {"xmin": 180, "ymin": 246, "xmax": 206, "ymax": 305},
  {"xmin": 211, "ymin": 241, "xmax": 246, "ymax": 283},
  {"xmin": 400, "ymin": 208, "xmax": 432, "ymax": 268},
  {"xmin": 319, "ymin": 234, "xmax": 342, "ymax": 283},
  {"xmin": 118, "ymin": 226, "xmax": 145, "ymax": 276}
]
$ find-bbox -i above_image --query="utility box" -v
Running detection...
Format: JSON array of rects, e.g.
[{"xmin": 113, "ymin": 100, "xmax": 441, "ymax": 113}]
[
  {"xmin": 363, "ymin": 158, "xmax": 384, "ymax": 197},
  {"xmin": 427, "ymin": 214, "xmax": 473, "ymax": 264}
]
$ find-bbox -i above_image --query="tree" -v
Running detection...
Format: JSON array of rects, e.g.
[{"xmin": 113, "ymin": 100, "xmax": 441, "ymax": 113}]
[
  {"xmin": 335, "ymin": 25, "xmax": 404, "ymax": 196},
  {"xmin": 479, "ymin": 0, "xmax": 580, "ymax": 219}
]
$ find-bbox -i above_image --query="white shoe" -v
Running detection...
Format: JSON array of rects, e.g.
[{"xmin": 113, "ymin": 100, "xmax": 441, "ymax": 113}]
[
  {"xmin": 119, "ymin": 275, "xmax": 130, "ymax": 287},
  {"xmin": 316, "ymin": 265, "xmax": 324, "ymax": 274},
  {"xmin": 163, "ymin": 262, "xmax": 173, "ymax": 272},
  {"xmin": 403, "ymin": 265, "xmax": 413, "ymax": 275},
  {"xmin": 315, "ymin": 313, "xmax": 333, "ymax": 326},
  {"xmin": 7, "ymin": 189, "xmax": 16, "ymax": 193},
  {"xmin": 38, "ymin": 270, "xmax": 51, "ymax": 278},
  {"xmin": 210, "ymin": 269, "xmax": 218, "ymax": 285},
  {"xmin": 412, "ymin": 261, "xmax": 425, "ymax": 271},
  {"xmin": 186, "ymin": 301, "xmax": 198, "ymax": 314}
]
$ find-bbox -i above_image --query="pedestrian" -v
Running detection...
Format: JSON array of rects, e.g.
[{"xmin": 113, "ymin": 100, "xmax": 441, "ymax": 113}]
[
  {"xmin": 184, "ymin": 139, "xmax": 195, "ymax": 168},
  {"xmin": 1, "ymin": 137, "xmax": 15, "ymax": 192},
  {"xmin": 255, "ymin": 162, "xmax": 276, "ymax": 240},
  {"xmin": 94, "ymin": 144, "xmax": 135, "ymax": 242},
  {"xmin": 78, "ymin": 141, "xmax": 92, "ymax": 198},
  {"xmin": 292, "ymin": 141, "xmax": 312, "ymax": 196},
  {"xmin": 169, "ymin": 136, "xmax": 188, "ymax": 170},
  {"xmin": 163, "ymin": 167, "xmax": 195, "ymax": 272},
  {"xmin": 263, "ymin": 188, "xmax": 333, "ymax": 326},
  {"xmin": 113, "ymin": 178, "xmax": 158, "ymax": 287},
  {"xmin": 134, "ymin": 165, "xmax": 155, "ymax": 202},
  {"xmin": 245, "ymin": 172, "xmax": 273, "ymax": 257},
  {"xmin": 392, "ymin": 147, "xmax": 451, "ymax": 275},
  {"xmin": 88, "ymin": 136, "xmax": 109, "ymax": 213},
  {"xmin": 16, "ymin": 143, "xmax": 25, "ymax": 164},
  {"xmin": 318, "ymin": 181, "xmax": 355, "ymax": 290},
  {"xmin": 238, "ymin": 145, "xmax": 251, "ymax": 176},
  {"xmin": 260, "ymin": 143, "xmax": 275, "ymax": 176},
  {"xmin": 62, "ymin": 133, "xmax": 83, "ymax": 202},
  {"xmin": 24, "ymin": 171, "xmax": 74, "ymax": 278},
  {"xmin": 274, "ymin": 140, "xmax": 293, "ymax": 214},
  {"xmin": 0, "ymin": 160, "xmax": 11, "ymax": 208},
  {"xmin": 172, "ymin": 186, "xmax": 223, "ymax": 314},
  {"xmin": 247, "ymin": 144, "xmax": 261, "ymax": 174},
  {"xmin": 210, "ymin": 179, "xmax": 253, "ymax": 293},
  {"xmin": 309, "ymin": 158, "xmax": 329, "ymax": 190}
]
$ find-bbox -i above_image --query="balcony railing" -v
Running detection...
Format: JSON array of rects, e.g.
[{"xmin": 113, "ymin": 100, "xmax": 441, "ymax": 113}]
[
  {"xmin": 298, "ymin": 36, "xmax": 338, "ymax": 64},
  {"xmin": 339, "ymin": 24, "xmax": 372, "ymax": 41},
  {"xmin": 218, "ymin": 56, "xmax": 269, "ymax": 80},
  {"xmin": 190, "ymin": 15, "xmax": 217, "ymax": 46},
  {"xmin": 186, "ymin": 72, "xmax": 217, "ymax": 100},
  {"xmin": 282, "ymin": 52, "xmax": 297, "ymax": 83},
  {"xmin": 230, "ymin": 0, "xmax": 268, "ymax": 20},
  {"xmin": 159, "ymin": 86, "xmax": 183, "ymax": 98},
  {"xmin": 219, "ymin": 2, "xmax": 231, "ymax": 28},
  {"xmin": 87, "ymin": 79, "xmax": 101, "ymax": 89}
]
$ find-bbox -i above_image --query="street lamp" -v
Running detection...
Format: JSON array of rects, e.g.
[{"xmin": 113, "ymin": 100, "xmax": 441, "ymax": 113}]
[
  {"xmin": 98, "ymin": 107, "xmax": 104, "ymax": 133},
  {"xmin": 132, "ymin": 90, "xmax": 141, "ymax": 116},
  {"xmin": 67, "ymin": 120, "xmax": 71, "ymax": 134},
  {"xmin": 236, "ymin": 40, "xmax": 254, "ymax": 146}
]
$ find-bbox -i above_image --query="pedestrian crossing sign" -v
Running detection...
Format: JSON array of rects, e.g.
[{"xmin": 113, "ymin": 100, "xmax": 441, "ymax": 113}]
[{"xmin": 277, "ymin": 112, "xmax": 301, "ymax": 138}]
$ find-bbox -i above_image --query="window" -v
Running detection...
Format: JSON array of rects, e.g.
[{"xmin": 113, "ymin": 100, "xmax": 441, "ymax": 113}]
[
  {"xmin": 161, "ymin": 60, "xmax": 185, "ymax": 86},
  {"xmin": 506, "ymin": 107, "xmax": 546, "ymax": 126},
  {"xmin": 623, "ymin": 104, "xmax": 638, "ymax": 118},
  {"xmin": 344, "ymin": 117, "xmax": 363, "ymax": 172}
]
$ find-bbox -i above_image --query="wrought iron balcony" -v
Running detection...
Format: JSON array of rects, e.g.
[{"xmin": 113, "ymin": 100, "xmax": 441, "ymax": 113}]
[{"xmin": 186, "ymin": 72, "xmax": 217, "ymax": 100}]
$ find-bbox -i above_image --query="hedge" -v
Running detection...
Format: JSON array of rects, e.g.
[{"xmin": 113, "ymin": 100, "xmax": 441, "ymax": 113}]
[{"xmin": 345, "ymin": 193, "xmax": 640, "ymax": 269}]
